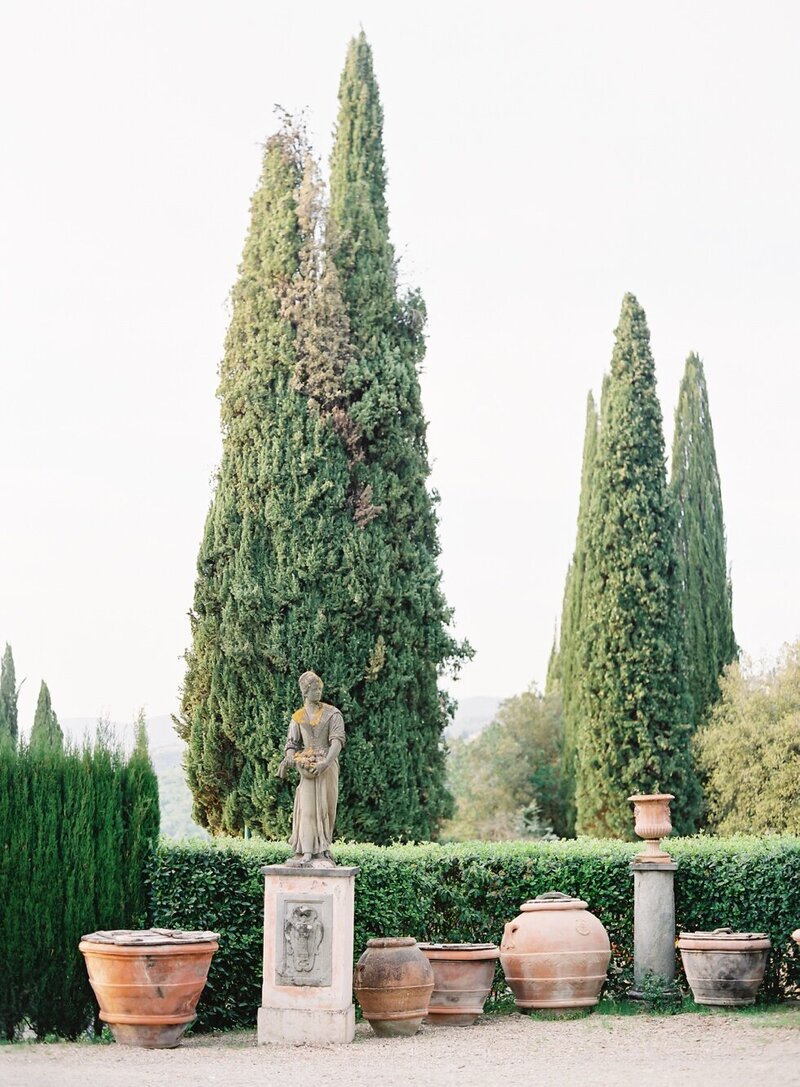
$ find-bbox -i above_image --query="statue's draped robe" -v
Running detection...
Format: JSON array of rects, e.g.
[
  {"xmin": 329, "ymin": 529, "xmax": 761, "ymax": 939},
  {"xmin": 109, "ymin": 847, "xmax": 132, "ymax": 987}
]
[{"xmin": 284, "ymin": 703, "xmax": 345, "ymax": 856}]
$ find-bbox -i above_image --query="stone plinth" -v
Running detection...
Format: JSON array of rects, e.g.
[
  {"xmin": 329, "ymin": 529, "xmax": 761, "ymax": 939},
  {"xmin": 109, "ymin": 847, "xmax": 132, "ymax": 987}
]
[
  {"xmin": 257, "ymin": 865, "xmax": 358, "ymax": 1045},
  {"xmin": 629, "ymin": 859, "xmax": 678, "ymax": 999}
]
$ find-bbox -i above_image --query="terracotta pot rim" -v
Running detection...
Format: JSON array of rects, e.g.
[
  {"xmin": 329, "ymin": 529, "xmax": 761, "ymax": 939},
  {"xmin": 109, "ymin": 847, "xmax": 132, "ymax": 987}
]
[
  {"xmin": 627, "ymin": 793, "xmax": 675, "ymax": 802},
  {"xmin": 80, "ymin": 940, "xmax": 220, "ymax": 957},
  {"xmin": 365, "ymin": 937, "xmax": 417, "ymax": 949},
  {"xmin": 519, "ymin": 900, "xmax": 587, "ymax": 912},
  {"xmin": 418, "ymin": 943, "xmax": 500, "ymax": 959}
]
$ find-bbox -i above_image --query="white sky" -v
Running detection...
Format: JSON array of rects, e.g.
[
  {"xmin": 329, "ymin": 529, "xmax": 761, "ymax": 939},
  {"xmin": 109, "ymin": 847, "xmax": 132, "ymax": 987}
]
[{"xmin": 2, "ymin": 1, "xmax": 799, "ymax": 728}]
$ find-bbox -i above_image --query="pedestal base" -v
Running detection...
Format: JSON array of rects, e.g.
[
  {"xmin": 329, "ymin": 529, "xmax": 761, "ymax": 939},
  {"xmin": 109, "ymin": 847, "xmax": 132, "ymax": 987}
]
[
  {"xmin": 257, "ymin": 1003, "xmax": 355, "ymax": 1045},
  {"xmin": 257, "ymin": 864, "xmax": 358, "ymax": 1046}
]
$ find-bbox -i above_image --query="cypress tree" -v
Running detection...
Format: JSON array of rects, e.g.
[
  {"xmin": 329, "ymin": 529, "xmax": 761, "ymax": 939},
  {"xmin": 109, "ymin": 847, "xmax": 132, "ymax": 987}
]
[
  {"xmin": 327, "ymin": 33, "xmax": 469, "ymax": 839},
  {"xmin": 575, "ymin": 294, "xmax": 699, "ymax": 837},
  {"xmin": 0, "ymin": 644, "xmax": 19, "ymax": 743},
  {"xmin": 557, "ymin": 392, "xmax": 599, "ymax": 835},
  {"xmin": 122, "ymin": 712, "xmax": 160, "ymax": 926},
  {"xmin": 179, "ymin": 123, "xmax": 362, "ymax": 837},
  {"xmin": 30, "ymin": 680, "xmax": 63, "ymax": 754},
  {"xmin": 670, "ymin": 353, "xmax": 736, "ymax": 724}
]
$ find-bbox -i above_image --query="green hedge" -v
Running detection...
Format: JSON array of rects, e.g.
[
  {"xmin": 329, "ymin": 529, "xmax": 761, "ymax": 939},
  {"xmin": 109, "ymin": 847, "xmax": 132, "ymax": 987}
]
[{"xmin": 148, "ymin": 836, "xmax": 800, "ymax": 1030}]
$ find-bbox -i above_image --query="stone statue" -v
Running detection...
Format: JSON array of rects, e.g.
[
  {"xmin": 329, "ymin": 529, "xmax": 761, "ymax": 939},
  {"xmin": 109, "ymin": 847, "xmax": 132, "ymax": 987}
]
[{"xmin": 277, "ymin": 671, "xmax": 345, "ymax": 867}]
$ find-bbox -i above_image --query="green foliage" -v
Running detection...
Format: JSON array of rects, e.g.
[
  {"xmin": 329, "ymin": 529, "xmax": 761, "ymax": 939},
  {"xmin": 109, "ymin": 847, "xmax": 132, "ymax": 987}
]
[
  {"xmin": 695, "ymin": 646, "xmax": 800, "ymax": 834},
  {"xmin": 443, "ymin": 688, "xmax": 566, "ymax": 839},
  {"xmin": 180, "ymin": 38, "xmax": 468, "ymax": 844},
  {"xmin": 575, "ymin": 294, "xmax": 699, "ymax": 837},
  {"xmin": 29, "ymin": 681, "xmax": 63, "ymax": 755},
  {"xmin": 0, "ymin": 644, "xmax": 19, "ymax": 743},
  {"xmin": 148, "ymin": 835, "xmax": 800, "ymax": 1030},
  {"xmin": 670, "ymin": 353, "xmax": 737, "ymax": 725},
  {"xmin": 123, "ymin": 712, "xmax": 161, "ymax": 926},
  {"xmin": 0, "ymin": 732, "xmax": 159, "ymax": 1039},
  {"xmin": 558, "ymin": 392, "xmax": 599, "ymax": 835}
]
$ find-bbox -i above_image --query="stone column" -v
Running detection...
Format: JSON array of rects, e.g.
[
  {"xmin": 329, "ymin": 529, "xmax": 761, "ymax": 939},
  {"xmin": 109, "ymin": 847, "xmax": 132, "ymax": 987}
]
[
  {"xmin": 257, "ymin": 864, "xmax": 359, "ymax": 1044},
  {"xmin": 629, "ymin": 859, "xmax": 678, "ymax": 998}
]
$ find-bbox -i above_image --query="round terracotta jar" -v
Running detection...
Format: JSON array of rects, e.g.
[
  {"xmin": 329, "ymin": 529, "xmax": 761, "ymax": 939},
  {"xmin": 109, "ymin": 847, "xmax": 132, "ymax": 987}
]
[
  {"xmin": 678, "ymin": 928, "xmax": 771, "ymax": 1006},
  {"xmin": 500, "ymin": 892, "xmax": 610, "ymax": 1013},
  {"xmin": 79, "ymin": 928, "xmax": 219, "ymax": 1048},
  {"xmin": 418, "ymin": 943, "xmax": 500, "ymax": 1026},
  {"xmin": 353, "ymin": 937, "xmax": 434, "ymax": 1037}
]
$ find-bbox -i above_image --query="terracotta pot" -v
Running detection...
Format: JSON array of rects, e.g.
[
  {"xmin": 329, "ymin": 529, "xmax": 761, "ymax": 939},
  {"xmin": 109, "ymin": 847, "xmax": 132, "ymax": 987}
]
[
  {"xmin": 418, "ymin": 943, "xmax": 500, "ymax": 1026},
  {"xmin": 793, "ymin": 929, "xmax": 800, "ymax": 947},
  {"xmin": 678, "ymin": 928, "xmax": 771, "ymax": 1006},
  {"xmin": 79, "ymin": 928, "xmax": 219, "ymax": 1047},
  {"xmin": 500, "ymin": 892, "xmax": 610, "ymax": 1013},
  {"xmin": 353, "ymin": 937, "xmax": 434, "ymax": 1037},
  {"xmin": 628, "ymin": 793, "xmax": 675, "ymax": 862}
]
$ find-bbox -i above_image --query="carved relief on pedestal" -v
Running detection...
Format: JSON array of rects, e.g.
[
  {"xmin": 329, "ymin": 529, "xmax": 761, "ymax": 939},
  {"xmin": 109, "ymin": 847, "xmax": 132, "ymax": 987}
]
[{"xmin": 275, "ymin": 894, "xmax": 333, "ymax": 987}]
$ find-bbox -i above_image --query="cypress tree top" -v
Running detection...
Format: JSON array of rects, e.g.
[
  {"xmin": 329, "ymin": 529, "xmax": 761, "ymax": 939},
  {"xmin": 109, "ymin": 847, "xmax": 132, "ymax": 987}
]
[
  {"xmin": 576, "ymin": 294, "xmax": 698, "ymax": 837},
  {"xmin": 30, "ymin": 680, "xmax": 63, "ymax": 754},
  {"xmin": 0, "ymin": 644, "xmax": 18, "ymax": 744}
]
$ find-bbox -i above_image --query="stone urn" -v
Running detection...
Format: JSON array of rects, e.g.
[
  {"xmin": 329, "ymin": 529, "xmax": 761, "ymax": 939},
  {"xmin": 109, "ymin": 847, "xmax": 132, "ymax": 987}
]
[
  {"xmin": 678, "ymin": 928, "xmax": 771, "ymax": 1006},
  {"xmin": 353, "ymin": 937, "xmax": 434, "ymax": 1037},
  {"xmin": 499, "ymin": 892, "xmax": 610, "ymax": 1013},
  {"xmin": 417, "ymin": 943, "xmax": 500, "ymax": 1026},
  {"xmin": 628, "ymin": 793, "xmax": 675, "ymax": 862},
  {"xmin": 79, "ymin": 928, "xmax": 219, "ymax": 1047}
]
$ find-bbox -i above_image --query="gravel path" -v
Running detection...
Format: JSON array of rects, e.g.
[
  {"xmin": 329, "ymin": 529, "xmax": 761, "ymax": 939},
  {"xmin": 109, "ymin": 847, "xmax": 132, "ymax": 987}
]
[{"xmin": 4, "ymin": 1010, "xmax": 800, "ymax": 1087}]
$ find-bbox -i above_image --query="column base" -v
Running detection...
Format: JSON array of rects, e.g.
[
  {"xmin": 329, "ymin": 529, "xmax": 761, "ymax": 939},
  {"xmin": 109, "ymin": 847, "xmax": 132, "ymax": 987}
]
[{"xmin": 257, "ymin": 1003, "xmax": 355, "ymax": 1045}]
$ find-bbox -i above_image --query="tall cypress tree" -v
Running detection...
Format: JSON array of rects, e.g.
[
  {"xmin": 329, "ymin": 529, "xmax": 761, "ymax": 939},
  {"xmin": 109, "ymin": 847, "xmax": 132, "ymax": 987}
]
[
  {"xmin": 670, "ymin": 353, "xmax": 736, "ymax": 724},
  {"xmin": 575, "ymin": 294, "xmax": 699, "ymax": 837},
  {"xmin": 557, "ymin": 392, "xmax": 599, "ymax": 835},
  {"xmin": 179, "ymin": 123, "xmax": 354, "ymax": 836},
  {"xmin": 326, "ymin": 32, "xmax": 469, "ymax": 840},
  {"xmin": 122, "ymin": 712, "xmax": 160, "ymax": 926},
  {"xmin": 30, "ymin": 681, "xmax": 63, "ymax": 754},
  {"xmin": 0, "ymin": 644, "xmax": 19, "ymax": 743}
]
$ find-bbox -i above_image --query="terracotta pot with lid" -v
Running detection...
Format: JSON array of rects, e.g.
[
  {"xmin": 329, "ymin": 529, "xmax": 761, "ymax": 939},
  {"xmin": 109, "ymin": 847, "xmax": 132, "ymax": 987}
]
[
  {"xmin": 79, "ymin": 928, "xmax": 219, "ymax": 1048},
  {"xmin": 418, "ymin": 943, "xmax": 500, "ymax": 1026},
  {"xmin": 678, "ymin": 927, "xmax": 771, "ymax": 1006},
  {"xmin": 499, "ymin": 891, "xmax": 610, "ymax": 1013},
  {"xmin": 353, "ymin": 937, "xmax": 434, "ymax": 1037}
]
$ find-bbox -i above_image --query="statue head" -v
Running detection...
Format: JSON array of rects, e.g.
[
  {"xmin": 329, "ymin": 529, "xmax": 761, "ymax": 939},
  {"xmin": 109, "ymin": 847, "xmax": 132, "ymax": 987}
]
[{"xmin": 299, "ymin": 670, "xmax": 323, "ymax": 700}]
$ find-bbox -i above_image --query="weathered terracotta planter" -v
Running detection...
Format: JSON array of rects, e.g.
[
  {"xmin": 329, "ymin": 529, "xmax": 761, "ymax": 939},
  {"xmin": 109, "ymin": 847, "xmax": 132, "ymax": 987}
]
[
  {"xmin": 500, "ymin": 892, "xmax": 610, "ymax": 1013},
  {"xmin": 353, "ymin": 937, "xmax": 434, "ymax": 1037},
  {"xmin": 418, "ymin": 943, "xmax": 500, "ymax": 1026},
  {"xmin": 678, "ymin": 928, "xmax": 771, "ymax": 1006},
  {"xmin": 79, "ymin": 928, "xmax": 219, "ymax": 1047},
  {"xmin": 628, "ymin": 792, "xmax": 675, "ymax": 863}
]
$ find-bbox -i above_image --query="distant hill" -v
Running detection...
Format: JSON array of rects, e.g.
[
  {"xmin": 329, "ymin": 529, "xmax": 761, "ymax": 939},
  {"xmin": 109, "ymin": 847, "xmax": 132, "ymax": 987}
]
[
  {"xmin": 446, "ymin": 696, "xmax": 502, "ymax": 740},
  {"xmin": 57, "ymin": 697, "xmax": 502, "ymax": 839}
]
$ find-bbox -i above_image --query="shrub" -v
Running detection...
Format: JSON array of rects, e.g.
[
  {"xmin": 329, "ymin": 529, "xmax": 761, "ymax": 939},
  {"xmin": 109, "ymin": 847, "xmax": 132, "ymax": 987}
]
[{"xmin": 148, "ymin": 834, "xmax": 800, "ymax": 1030}]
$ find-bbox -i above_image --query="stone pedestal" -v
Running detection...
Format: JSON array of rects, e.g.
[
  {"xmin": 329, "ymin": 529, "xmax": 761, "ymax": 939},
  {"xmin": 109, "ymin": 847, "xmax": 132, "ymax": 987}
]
[
  {"xmin": 629, "ymin": 859, "xmax": 678, "ymax": 999},
  {"xmin": 257, "ymin": 865, "xmax": 358, "ymax": 1045}
]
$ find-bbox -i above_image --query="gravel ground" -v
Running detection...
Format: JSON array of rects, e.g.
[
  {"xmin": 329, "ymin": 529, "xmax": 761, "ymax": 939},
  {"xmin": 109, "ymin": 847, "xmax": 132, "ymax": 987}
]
[{"xmin": 4, "ymin": 1010, "xmax": 800, "ymax": 1087}]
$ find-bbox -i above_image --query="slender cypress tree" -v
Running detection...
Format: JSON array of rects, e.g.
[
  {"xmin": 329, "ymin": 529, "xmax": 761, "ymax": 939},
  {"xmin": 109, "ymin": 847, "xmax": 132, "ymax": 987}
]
[
  {"xmin": 670, "ymin": 353, "xmax": 736, "ymax": 724},
  {"xmin": 122, "ymin": 712, "xmax": 160, "ymax": 925},
  {"xmin": 557, "ymin": 392, "xmax": 599, "ymax": 834},
  {"xmin": 30, "ymin": 681, "xmax": 63, "ymax": 754},
  {"xmin": 0, "ymin": 644, "xmax": 18, "ymax": 743},
  {"xmin": 327, "ymin": 33, "xmax": 469, "ymax": 839},
  {"xmin": 575, "ymin": 294, "xmax": 699, "ymax": 837}
]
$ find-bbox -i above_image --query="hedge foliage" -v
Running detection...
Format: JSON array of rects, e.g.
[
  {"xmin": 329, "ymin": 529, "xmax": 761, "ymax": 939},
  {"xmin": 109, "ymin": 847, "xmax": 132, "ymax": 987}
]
[
  {"xmin": 149, "ymin": 835, "xmax": 800, "ymax": 1030},
  {"xmin": 0, "ymin": 732, "xmax": 159, "ymax": 1039}
]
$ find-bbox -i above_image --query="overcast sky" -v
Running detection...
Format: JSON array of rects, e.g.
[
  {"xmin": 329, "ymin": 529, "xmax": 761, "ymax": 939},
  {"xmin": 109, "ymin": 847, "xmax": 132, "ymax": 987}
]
[{"xmin": 2, "ymin": 1, "xmax": 799, "ymax": 728}]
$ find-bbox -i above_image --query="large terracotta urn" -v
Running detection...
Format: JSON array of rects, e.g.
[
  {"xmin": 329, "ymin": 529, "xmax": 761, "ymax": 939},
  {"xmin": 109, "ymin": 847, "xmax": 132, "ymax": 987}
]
[
  {"xmin": 79, "ymin": 928, "xmax": 219, "ymax": 1048},
  {"xmin": 499, "ymin": 892, "xmax": 610, "ymax": 1013},
  {"xmin": 353, "ymin": 937, "xmax": 434, "ymax": 1037},
  {"xmin": 418, "ymin": 943, "xmax": 500, "ymax": 1026},
  {"xmin": 628, "ymin": 793, "xmax": 674, "ymax": 862},
  {"xmin": 678, "ymin": 928, "xmax": 771, "ymax": 1006}
]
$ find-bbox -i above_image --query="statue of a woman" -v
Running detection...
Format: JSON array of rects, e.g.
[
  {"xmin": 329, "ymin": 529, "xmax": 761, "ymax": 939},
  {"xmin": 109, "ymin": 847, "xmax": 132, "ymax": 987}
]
[{"xmin": 277, "ymin": 671, "xmax": 345, "ymax": 867}]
